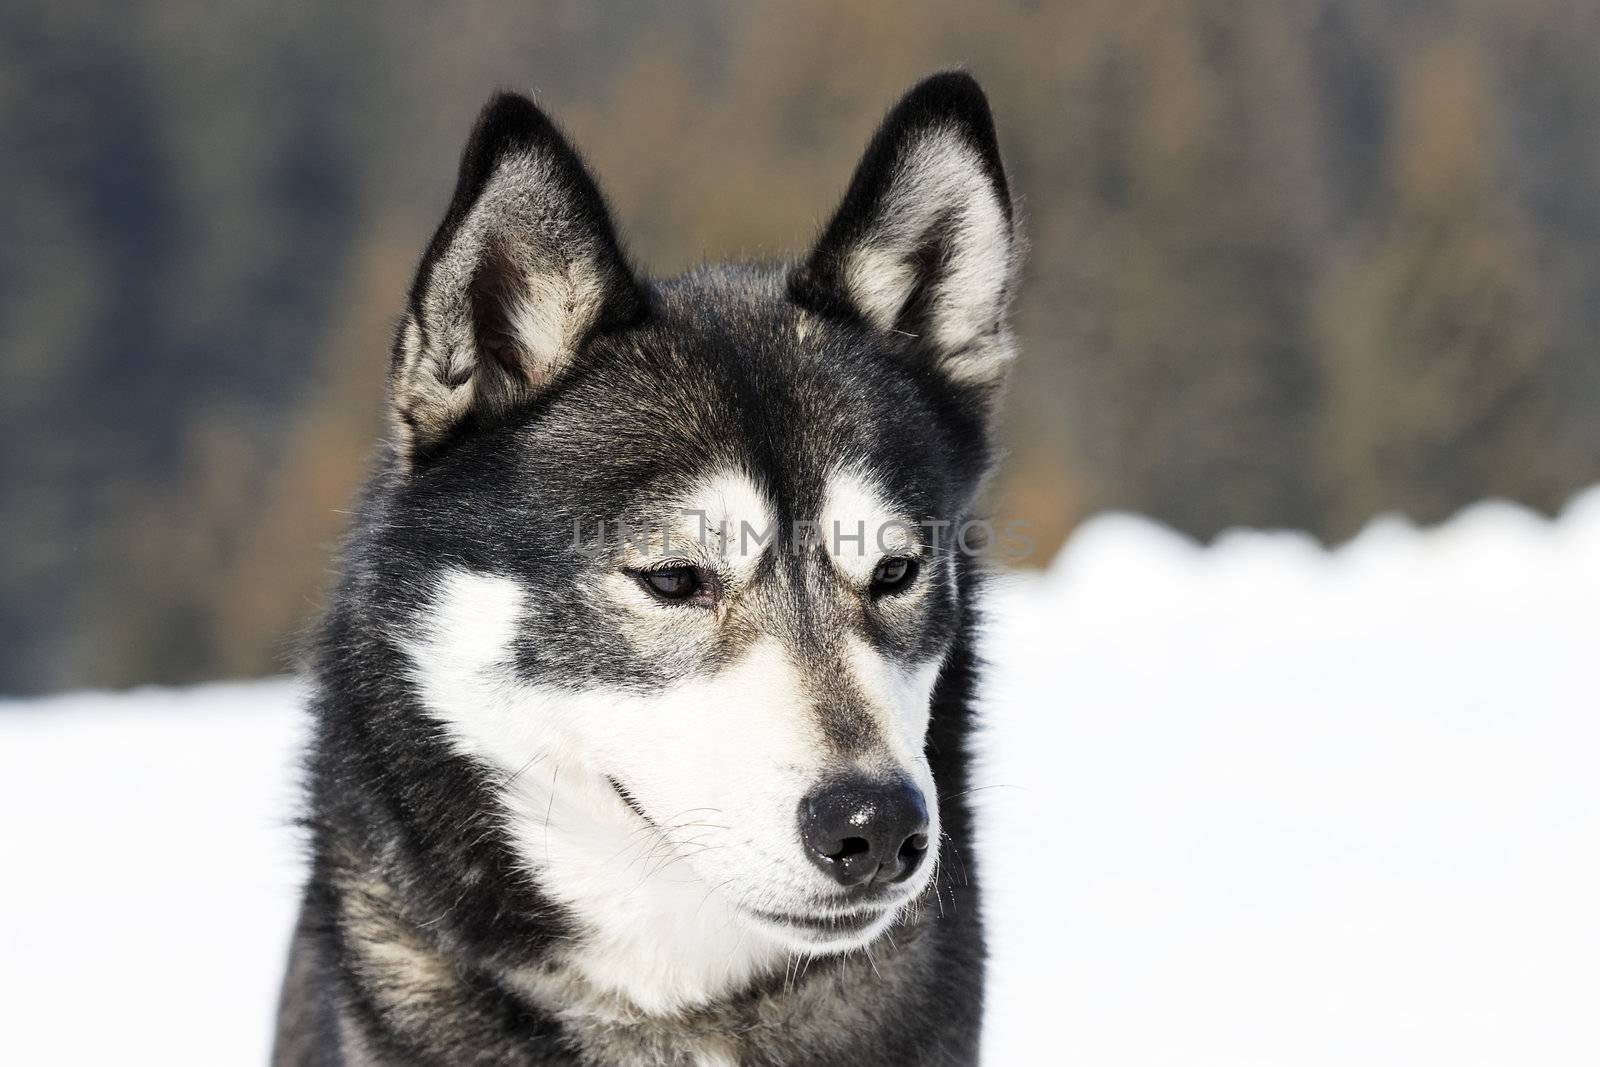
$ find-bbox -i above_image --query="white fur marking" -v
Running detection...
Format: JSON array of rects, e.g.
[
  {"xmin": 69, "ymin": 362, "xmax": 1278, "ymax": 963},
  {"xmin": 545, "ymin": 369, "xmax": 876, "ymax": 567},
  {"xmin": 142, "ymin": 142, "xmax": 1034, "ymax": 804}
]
[
  {"xmin": 402, "ymin": 569, "xmax": 917, "ymax": 1014},
  {"xmin": 674, "ymin": 470, "xmax": 773, "ymax": 581},
  {"xmin": 818, "ymin": 467, "xmax": 916, "ymax": 584}
]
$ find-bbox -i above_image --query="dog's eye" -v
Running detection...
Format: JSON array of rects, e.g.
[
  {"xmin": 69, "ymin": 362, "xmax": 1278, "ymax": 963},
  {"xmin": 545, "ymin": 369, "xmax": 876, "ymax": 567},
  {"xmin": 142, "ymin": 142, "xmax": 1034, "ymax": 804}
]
[
  {"xmin": 870, "ymin": 556, "xmax": 919, "ymax": 596},
  {"xmin": 637, "ymin": 566, "xmax": 703, "ymax": 603}
]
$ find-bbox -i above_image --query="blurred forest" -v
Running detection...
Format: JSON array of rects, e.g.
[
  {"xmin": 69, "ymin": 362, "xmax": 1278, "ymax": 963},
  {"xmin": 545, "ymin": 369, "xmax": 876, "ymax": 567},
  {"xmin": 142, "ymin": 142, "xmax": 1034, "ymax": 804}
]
[{"xmin": 3, "ymin": 0, "xmax": 1599, "ymax": 694}]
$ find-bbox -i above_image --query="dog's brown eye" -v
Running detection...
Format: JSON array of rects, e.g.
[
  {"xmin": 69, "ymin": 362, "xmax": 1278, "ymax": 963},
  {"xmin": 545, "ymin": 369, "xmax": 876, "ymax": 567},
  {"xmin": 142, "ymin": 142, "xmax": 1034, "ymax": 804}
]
[
  {"xmin": 870, "ymin": 556, "xmax": 918, "ymax": 595},
  {"xmin": 639, "ymin": 566, "xmax": 701, "ymax": 602}
]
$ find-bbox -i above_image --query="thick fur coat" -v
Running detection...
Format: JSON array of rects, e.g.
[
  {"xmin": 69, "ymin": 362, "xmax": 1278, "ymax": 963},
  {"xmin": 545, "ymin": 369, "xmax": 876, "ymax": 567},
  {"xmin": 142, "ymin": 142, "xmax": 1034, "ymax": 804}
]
[{"xmin": 274, "ymin": 72, "xmax": 1019, "ymax": 1066}]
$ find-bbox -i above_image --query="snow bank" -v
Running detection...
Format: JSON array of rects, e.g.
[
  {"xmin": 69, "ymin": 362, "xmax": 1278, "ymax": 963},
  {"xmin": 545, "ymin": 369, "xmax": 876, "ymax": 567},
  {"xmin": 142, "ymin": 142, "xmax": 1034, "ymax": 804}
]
[
  {"xmin": 979, "ymin": 489, "xmax": 1600, "ymax": 1065},
  {"xmin": 3, "ymin": 489, "xmax": 1597, "ymax": 1065},
  {"xmin": 0, "ymin": 680, "xmax": 307, "ymax": 1063}
]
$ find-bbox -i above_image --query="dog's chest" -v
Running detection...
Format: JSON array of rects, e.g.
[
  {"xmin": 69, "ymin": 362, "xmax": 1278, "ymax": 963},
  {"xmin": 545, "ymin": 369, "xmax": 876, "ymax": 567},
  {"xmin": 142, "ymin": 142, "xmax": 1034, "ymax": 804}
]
[{"xmin": 510, "ymin": 935, "xmax": 929, "ymax": 1067}]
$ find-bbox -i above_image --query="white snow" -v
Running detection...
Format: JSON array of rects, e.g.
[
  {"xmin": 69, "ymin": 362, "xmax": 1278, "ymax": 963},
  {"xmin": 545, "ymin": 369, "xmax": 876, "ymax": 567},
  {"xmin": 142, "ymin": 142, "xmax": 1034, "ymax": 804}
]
[
  {"xmin": 3, "ymin": 489, "xmax": 1598, "ymax": 1065},
  {"xmin": 0, "ymin": 679, "xmax": 307, "ymax": 1064}
]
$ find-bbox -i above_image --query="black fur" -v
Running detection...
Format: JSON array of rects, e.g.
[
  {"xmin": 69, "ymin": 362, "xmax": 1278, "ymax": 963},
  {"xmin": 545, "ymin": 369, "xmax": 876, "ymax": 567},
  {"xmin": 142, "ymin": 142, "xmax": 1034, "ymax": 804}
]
[{"xmin": 275, "ymin": 71, "xmax": 1014, "ymax": 1066}]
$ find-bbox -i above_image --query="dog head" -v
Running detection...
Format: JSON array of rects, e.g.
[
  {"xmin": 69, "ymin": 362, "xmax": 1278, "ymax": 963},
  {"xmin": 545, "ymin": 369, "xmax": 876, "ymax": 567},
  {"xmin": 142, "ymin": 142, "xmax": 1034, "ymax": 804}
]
[{"xmin": 379, "ymin": 73, "xmax": 1016, "ymax": 1005}]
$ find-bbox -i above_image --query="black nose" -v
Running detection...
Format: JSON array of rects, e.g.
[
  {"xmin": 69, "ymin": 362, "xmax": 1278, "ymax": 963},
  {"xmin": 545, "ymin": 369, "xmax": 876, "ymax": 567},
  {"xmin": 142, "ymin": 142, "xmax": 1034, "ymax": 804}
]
[{"xmin": 799, "ymin": 777, "xmax": 931, "ymax": 889}]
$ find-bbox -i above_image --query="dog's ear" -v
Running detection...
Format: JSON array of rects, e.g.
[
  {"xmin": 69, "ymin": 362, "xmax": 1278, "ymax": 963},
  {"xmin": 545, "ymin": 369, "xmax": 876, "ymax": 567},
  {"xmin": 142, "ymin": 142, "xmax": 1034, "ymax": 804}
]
[
  {"xmin": 390, "ymin": 92, "xmax": 645, "ymax": 462},
  {"xmin": 791, "ymin": 72, "xmax": 1018, "ymax": 391}
]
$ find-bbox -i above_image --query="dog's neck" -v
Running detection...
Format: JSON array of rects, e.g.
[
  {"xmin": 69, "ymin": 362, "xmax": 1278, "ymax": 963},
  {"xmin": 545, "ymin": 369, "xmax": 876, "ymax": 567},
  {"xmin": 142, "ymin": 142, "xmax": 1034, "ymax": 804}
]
[{"xmin": 324, "ymin": 845, "xmax": 731, "ymax": 1065}]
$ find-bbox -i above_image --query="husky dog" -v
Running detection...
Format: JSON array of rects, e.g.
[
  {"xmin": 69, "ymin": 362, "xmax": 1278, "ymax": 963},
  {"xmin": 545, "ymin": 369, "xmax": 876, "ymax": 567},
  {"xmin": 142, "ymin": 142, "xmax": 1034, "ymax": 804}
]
[{"xmin": 273, "ymin": 71, "xmax": 1019, "ymax": 1066}]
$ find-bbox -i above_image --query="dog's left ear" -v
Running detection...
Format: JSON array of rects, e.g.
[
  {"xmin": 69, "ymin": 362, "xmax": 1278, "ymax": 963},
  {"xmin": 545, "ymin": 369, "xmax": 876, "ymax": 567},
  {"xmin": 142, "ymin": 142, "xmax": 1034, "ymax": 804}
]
[
  {"xmin": 390, "ymin": 92, "xmax": 646, "ymax": 462},
  {"xmin": 791, "ymin": 72, "xmax": 1018, "ymax": 391}
]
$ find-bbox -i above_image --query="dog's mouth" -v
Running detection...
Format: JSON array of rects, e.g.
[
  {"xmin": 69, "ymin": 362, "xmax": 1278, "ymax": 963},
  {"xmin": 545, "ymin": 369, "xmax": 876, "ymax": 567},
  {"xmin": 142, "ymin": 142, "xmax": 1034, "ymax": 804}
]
[
  {"xmin": 605, "ymin": 775, "xmax": 905, "ymax": 947},
  {"xmin": 744, "ymin": 905, "xmax": 891, "ymax": 936}
]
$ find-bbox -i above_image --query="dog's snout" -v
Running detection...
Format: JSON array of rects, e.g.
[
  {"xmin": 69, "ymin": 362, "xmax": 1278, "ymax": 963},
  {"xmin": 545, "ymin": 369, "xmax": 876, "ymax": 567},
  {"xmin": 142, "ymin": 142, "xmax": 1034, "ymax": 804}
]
[{"xmin": 799, "ymin": 777, "xmax": 930, "ymax": 889}]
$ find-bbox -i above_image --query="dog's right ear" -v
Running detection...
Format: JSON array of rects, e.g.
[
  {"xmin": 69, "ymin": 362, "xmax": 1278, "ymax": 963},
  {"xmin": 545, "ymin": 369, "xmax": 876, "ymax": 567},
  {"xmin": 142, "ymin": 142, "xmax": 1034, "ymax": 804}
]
[{"xmin": 390, "ymin": 92, "xmax": 645, "ymax": 464}]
